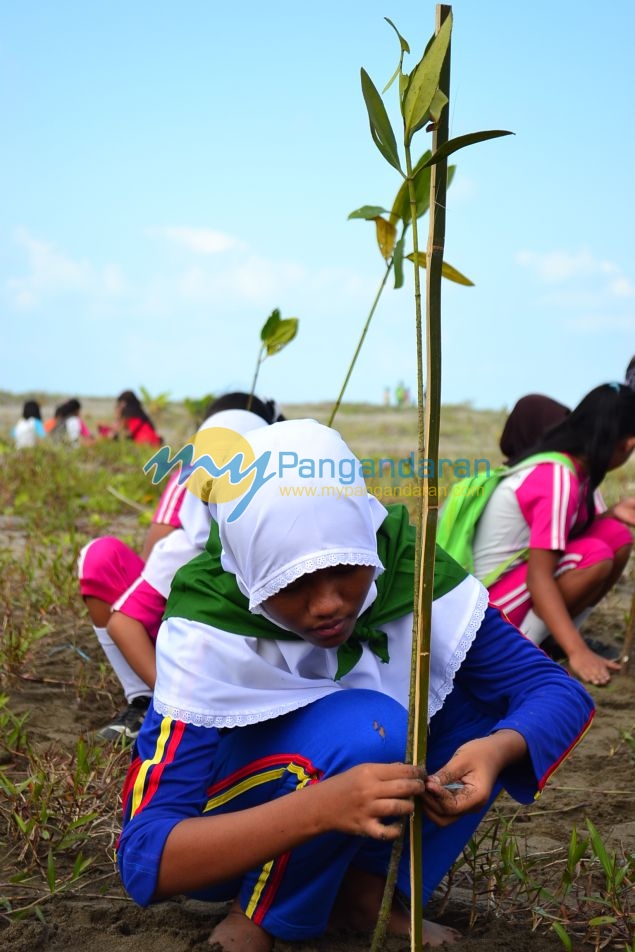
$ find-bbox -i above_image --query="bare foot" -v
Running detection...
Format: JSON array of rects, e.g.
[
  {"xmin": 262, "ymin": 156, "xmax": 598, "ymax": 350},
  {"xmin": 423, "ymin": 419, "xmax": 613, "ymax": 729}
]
[
  {"xmin": 208, "ymin": 900, "xmax": 273, "ymax": 952},
  {"xmin": 329, "ymin": 867, "xmax": 461, "ymax": 945},
  {"xmin": 388, "ymin": 901, "xmax": 461, "ymax": 945},
  {"xmin": 423, "ymin": 918, "xmax": 462, "ymax": 946}
]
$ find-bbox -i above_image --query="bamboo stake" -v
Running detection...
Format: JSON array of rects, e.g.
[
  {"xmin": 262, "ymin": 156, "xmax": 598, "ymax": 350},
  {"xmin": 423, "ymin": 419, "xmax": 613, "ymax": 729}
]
[{"xmin": 409, "ymin": 6, "xmax": 452, "ymax": 949}]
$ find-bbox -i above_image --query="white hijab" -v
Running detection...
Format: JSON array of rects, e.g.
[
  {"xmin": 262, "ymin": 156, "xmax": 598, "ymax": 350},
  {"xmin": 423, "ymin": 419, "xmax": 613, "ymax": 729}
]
[
  {"xmin": 214, "ymin": 419, "xmax": 386, "ymax": 613},
  {"xmin": 178, "ymin": 408, "xmax": 270, "ymax": 548},
  {"xmin": 154, "ymin": 420, "xmax": 487, "ymax": 727}
]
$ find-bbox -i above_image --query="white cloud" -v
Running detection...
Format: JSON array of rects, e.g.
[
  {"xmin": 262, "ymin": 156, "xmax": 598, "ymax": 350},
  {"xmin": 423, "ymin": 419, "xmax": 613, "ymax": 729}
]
[
  {"xmin": 212, "ymin": 255, "xmax": 306, "ymax": 302},
  {"xmin": 5, "ymin": 227, "xmax": 373, "ymax": 329},
  {"xmin": 147, "ymin": 226, "xmax": 245, "ymax": 255},
  {"xmin": 6, "ymin": 227, "xmax": 125, "ymax": 309},
  {"xmin": 516, "ymin": 248, "xmax": 595, "ymax": 282},
  {"xmin": 516, "ymin": 247, "xmax": 634, "ymax": 300},
  {"xmin": 608, "ymin": 275, "xmax": 635, "ymax": 298},
  {"xmin": 565, "ymin": 312, "xmax": 635, "ymax": 332},
  {"xmin": 133, "ymin": 256, "xmax": 309, "ymax": 314}
]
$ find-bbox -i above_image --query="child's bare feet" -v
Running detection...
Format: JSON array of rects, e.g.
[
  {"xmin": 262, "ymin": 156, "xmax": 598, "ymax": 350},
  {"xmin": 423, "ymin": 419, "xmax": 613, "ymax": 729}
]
[
  {"xmin": 423, "ymin": 918, "xmax": 462, "ymax": 946},
  {"xmin": 329, "ymin": 866, "xmax": 461, "ymax": 946},
  {"xmin": 208, "ymin": 900, "xmax": 273, "ymax": 952},
  {"xmin": 379, "ymin": 896, "xmax": 461, "ymax": 945}
]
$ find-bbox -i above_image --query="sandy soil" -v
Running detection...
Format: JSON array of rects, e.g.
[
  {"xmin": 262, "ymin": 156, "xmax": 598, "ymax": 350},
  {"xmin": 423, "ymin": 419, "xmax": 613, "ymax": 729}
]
[{"xmin": 1, "ymin": 512, "xmax": 634, "ymax": 951}]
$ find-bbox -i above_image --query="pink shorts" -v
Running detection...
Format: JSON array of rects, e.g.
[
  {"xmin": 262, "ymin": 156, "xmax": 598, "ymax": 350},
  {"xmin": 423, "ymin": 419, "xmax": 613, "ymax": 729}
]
[
  {"xmin": 77, "ymin": 537, "xmax": 165, "ymax": 641},
  {"xmin": 488, "ymin": 517, "xmax": 633, "ymax": 628},
  {"xmin": 78, "ymin": 537, "xmax": 144, "ymax": 604}
]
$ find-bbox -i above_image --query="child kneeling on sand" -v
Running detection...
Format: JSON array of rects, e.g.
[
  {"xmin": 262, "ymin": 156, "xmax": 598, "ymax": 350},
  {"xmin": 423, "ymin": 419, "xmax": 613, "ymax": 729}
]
[{"xmin": 116, "ymin": 420, "xmax": 594, "ymax": 949}]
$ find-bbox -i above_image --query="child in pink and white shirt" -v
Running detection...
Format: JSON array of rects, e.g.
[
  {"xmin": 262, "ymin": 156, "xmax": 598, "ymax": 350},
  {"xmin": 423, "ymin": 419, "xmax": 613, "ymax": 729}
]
[
  {"xmin": 473, "ymin": 383, "xmax": 635, "ymax": 687},
  {"xmin": 78, "ymin": 394, "xmax": 283, "ymax": 741}
]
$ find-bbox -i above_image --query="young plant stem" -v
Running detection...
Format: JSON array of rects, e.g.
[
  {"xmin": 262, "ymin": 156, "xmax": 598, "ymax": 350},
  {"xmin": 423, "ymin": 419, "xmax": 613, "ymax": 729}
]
[
  {"xmin": 248, "ymin": 348, "xmax": 265, "ymax": 412},
  {"xmin": 370, "ymin": 834, "xmax": 406, "ymax": 952},
  {"xmin": 409, "ymin": 5, "xmax": 452, "ymax": 948},
  {"xmin": 328, "ymin": 260, "xmax": 394, "ymax": 427}
]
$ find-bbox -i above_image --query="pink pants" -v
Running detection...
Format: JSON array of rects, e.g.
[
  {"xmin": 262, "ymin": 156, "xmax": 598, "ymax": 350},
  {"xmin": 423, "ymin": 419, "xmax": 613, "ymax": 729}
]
[
  {"xmin": 77, "ymin": 537, "xmax": 165, "ymax": 641},
  {"xmin": 488, "ymin": 517, "xmax": 632, "ymax": 628}
]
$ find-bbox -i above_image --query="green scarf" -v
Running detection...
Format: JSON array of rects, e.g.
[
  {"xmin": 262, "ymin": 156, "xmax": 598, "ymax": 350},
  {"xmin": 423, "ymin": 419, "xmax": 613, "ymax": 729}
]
[{"xmin": 165, "ymin": 504, "xmax": 467, "ymax": 679}]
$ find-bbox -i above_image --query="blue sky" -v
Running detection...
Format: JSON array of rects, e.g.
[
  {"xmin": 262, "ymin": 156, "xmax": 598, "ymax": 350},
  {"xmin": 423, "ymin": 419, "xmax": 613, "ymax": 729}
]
[{"xmin": 2, "ymin": 0, "xmax": 633, "ymax": 412}]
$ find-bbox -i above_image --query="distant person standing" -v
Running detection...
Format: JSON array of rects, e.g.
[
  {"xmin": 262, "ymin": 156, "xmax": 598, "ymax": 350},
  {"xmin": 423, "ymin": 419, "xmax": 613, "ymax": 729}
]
[{"xmin": 12, "ymin": 400, "xmax": 46, "ymax": 448}]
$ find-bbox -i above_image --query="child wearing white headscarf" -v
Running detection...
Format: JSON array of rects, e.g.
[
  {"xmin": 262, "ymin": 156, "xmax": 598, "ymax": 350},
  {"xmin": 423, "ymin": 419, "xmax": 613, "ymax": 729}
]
[
  {"xmin": 117, "ymin": 420, "xmax": 594, "ymax": 949},
  {"xmin": 79, "ymin": 393, "xmax": 283, "ymax": 742}
]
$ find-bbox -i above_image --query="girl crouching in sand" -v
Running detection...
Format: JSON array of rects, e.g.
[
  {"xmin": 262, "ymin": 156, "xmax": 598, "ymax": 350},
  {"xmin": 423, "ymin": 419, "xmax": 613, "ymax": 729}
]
[{"xmin": 116, "ymin": 419, "xmax": 594, "ymax": 948}]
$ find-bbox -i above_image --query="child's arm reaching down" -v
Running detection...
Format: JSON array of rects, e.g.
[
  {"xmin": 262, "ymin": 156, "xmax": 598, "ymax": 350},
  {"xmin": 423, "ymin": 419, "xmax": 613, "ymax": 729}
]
[
  {"xmin": 107, "ymin": 612, "xmax": 157, "ymax": 690},
  {"xmin": 156, "ymin": 761, "xmax": 425, "ymax": 898}
]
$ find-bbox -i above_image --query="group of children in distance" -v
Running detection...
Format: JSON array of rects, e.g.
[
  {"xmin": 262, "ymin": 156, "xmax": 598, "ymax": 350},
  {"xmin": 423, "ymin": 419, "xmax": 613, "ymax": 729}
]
[
  {"xmin": 72, "ymin": 372, "xmax": 635, "ymax": 948},
  {"xmin": 11, "ymin": 390, "xmax": 162, "ymax": 449}
]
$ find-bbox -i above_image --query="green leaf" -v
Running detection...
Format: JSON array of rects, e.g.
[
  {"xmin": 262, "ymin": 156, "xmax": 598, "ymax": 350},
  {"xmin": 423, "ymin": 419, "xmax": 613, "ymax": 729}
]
[
  {"xmin": 403, "ymin": 13, "xmax": 452, "ymax": 144},
  {"xmin": 13, "ymin": 812, "xmax": 30, "ymax": 834},
  {"xmin": 614, "ymin": 864, "xmax": 630, "ymax": 887},
  {"xmin": 381, "ymin": 20, "xmax": 409, "ymax": 95},
  {"xmin": 381, "ymin": 64, "xmax": 400, "ymax": 95},
  {"xmin": 422, "ymin": 130, "xmax": 514, "ymax": 168},
  {"xmin": 72, "ymin": 853, "xmax": 95, "ymax": 880},
  {"xmin": 384, "ymin": 17, "xmax": 410, "ymax": 54},
  {"xmin": 407, "ymin": 252, "xmax": 474, "ymax": 286},
  {"xmin": 46, "ymin": 850, "xmax": 56, "ymax": 893},
  {"xmin": 398, "ymin": 69, "xmax": 409, "ymax": 103},
  {"xmin": 0, "ymin": 774, "xmax": 18, "ymax": 795},
  {"xmin": 393, "ymin": 235, "xmax": 405, "ymax": 289},
  {"xmin": 550, "ymin": 922, "xmax": 572, "ymax": 951},
  {"xmin": 67, "ymin": 812, "xmax": 99, "ymax": 830},
  {"xmin": 585, "ymin": 818, "xmax": 614, "ymax": 878},
  {"xmin": 588, "ymin": 916, "xmax": 618, "ymax": 926},
  {"xmin": 348, "ymin": 205, "xmax": 389, "ymax": 221},
  {"xmin": 263, "ymin": 317, "xmax": 299, "ymax": 357},
  {"xmin": 260, "ymin": 308, "xmax": 281, "ymax": 343},
  {"xmin": 428, "ymin": 88, "xmax": 448, "ymax": 124},
  {"xmin": 390, "ymin": 153, "xmax": 456, "ymax": 227},
  {"xmin": 390, "ymin": 151, "xmax": 432, "ymax": 225},
  {"xmin": 360, "ymin": 68, "xmax": 402, "ymax": 173}
]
